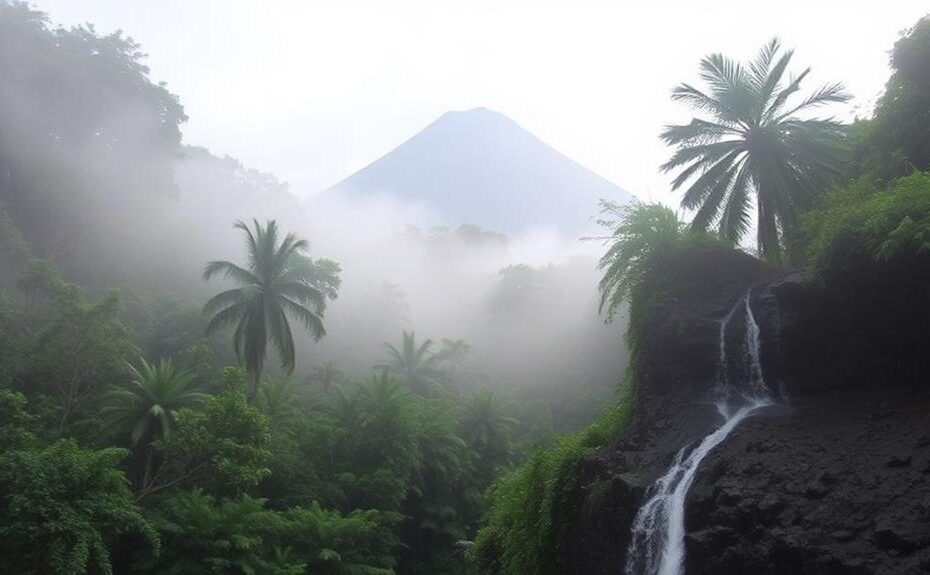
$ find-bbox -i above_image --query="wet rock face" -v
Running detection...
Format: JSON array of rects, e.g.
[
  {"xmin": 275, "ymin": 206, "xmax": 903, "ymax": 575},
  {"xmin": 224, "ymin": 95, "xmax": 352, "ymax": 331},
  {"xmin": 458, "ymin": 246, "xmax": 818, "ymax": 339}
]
[
  {"xmin": 558, "ymin": 452, "xmax": 646, "ymax": 575},
  {"xmin": 685, "ymin": 394, "xmax": 930, "ymax": 574},
  {"xmin": 559, "ymin": 247, "xmax": 780, "ymax": 573},
  {"xmin": 562, "ymin": 248, "xmax": 930, "ymax": 574}
]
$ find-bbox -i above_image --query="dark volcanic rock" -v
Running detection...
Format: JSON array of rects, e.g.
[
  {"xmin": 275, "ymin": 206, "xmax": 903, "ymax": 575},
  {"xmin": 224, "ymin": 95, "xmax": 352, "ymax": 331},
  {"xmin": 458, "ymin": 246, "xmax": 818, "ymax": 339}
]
[
  {"xmin": 561, "ymin": 246, "xmax": 930, "ymax": 574},
  {"xmin": 685, "ymin": 392, "xmax": 930, "ymax": 574}
]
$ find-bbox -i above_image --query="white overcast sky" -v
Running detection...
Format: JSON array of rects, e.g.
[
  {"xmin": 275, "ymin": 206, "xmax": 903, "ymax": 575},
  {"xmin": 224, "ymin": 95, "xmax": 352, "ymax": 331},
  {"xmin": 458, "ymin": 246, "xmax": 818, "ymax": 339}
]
[{"xmin": 31, "ymin": 1, "xmax": 930, "ymax": 203}]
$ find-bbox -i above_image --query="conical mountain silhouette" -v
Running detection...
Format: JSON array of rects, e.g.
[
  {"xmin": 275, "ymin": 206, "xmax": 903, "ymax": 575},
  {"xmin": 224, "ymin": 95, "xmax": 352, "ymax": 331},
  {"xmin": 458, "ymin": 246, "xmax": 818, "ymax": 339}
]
[{"xmin": 322, "ymin": 107, "xmax": 632, "ymax": 235}]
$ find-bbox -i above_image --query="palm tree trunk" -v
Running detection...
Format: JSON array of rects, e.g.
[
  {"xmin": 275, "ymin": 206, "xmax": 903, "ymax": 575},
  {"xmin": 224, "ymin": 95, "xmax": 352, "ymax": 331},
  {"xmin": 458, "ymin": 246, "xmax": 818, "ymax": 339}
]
[{"xmin": 247, "ymin": 367, "xmax": 261, "ymax": 403}]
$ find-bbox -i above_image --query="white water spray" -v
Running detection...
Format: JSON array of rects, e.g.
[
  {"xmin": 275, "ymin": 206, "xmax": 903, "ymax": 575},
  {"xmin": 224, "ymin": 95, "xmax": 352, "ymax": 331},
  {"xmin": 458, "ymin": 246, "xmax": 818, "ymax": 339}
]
[{"xmin": 625, "ymin": 292, "xmax": 772, "ymax": 575}]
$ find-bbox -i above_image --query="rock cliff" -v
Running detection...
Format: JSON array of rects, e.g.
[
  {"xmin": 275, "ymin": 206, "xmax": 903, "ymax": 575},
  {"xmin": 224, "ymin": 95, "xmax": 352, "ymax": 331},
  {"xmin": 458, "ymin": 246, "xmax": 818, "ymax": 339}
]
[{"xmin": 559, "ymin": 246, "xmax": 930, "ymax": 574}]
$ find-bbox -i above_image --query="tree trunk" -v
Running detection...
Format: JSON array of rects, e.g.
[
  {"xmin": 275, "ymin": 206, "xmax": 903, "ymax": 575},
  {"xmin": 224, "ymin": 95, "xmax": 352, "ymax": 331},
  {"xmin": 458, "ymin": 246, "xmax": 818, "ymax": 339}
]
[{"xmin": 247, "ymin": 367, "xmax": 261, "ymax": 403}]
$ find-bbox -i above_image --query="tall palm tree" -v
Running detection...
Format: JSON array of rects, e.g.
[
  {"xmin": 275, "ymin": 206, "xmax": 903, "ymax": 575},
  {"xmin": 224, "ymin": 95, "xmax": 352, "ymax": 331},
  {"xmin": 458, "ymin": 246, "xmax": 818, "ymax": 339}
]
[
  {"xmin": 661, "ymin": 38, "xmax": 849, "ymax": 263},
  {"xmin": 378, "ymin": 330, "xmax": 443, "ymax": 395},
  {"xmin": 203, "ymin": 219, "xmax": 328, "ymax": 401},
  {"xmin": 102, "ymin": 357, "xmax": 209, "ymax": 490}
]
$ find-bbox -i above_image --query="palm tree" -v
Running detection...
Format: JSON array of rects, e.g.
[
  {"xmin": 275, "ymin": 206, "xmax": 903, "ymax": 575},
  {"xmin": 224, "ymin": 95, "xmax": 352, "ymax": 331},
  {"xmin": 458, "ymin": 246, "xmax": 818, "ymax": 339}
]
[
  {"xmin": 661, "ymin": 38, "xmax": 849, "ymax": 264},
  {"xmin": 102, "ymin": 357, "xmax": 209, "ymax": 490},
  {"xmin": 257, "ymin": 376, "xmax": 300, "ymax": 425},
  {"xmin": 203, "ymin": 219, "xmax": 328, "ymax": 401},
  {"xmin": 460, "ymin": 390, "xmax": 518, "ymax": 469},
  {"xmin": 377, "ymin": 330, "xmax": 443, "ymax": 395},
  {"xmin": 307, "ymin": 360, "xmax": 345, "ymax": 394},
  {"xmin": 327, "ymin": 385, "xmax": 362, "ymax": 429},
  {"xmin": 597, "ymin": 200, "xmax": 684, "ymax": 321},
  {"xmin": 357, "ymin": 371, "xmax": 409, "ymax": 423}
]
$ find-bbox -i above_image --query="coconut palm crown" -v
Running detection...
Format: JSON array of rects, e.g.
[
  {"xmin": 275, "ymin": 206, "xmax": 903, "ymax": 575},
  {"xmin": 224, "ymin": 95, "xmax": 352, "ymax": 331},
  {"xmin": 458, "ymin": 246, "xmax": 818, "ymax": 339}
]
[
  {"xmin": 662, "ymin": 38, "xmax": 850, "ymax": 263},
  {"xmin": 203, "ymin": 219, "xmax": 327, "ymax": 400}
]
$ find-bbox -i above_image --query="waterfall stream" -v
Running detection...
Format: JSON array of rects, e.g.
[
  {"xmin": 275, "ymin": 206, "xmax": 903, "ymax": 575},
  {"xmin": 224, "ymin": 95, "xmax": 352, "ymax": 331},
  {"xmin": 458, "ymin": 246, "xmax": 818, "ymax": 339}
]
[{"xmin": 625, "ymin": 292, "xmax": 772, "ymax": 575}]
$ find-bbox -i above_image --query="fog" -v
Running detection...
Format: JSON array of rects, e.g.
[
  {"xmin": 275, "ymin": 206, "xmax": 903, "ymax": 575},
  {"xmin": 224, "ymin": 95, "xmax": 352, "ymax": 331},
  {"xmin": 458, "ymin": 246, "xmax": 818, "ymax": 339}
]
[
  {"xmin": 300, "ymin": 193, "xmax": 626, "ymax": 389},
  {"xmin": 0, "ymin": 2, "xmax": 627, "ymax": 439},
  {"xmin": 177, "ymin": 171, "xmax": 627, "ymax": 428}
]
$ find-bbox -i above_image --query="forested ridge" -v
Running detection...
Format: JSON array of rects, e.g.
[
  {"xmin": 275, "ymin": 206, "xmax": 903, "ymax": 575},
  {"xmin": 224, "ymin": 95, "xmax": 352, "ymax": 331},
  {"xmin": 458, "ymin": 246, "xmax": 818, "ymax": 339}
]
[{"xmin": 2, "ymin": 2, "xmax": 930, "ymax": 574}]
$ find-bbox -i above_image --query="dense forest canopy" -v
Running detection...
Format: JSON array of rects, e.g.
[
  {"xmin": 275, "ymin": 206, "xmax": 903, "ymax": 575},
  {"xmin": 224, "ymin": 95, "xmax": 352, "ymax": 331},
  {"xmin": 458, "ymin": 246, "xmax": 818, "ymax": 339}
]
[
  {"xmin": 2, "ymin": 2, "xmax": 930, "ymax": 574},
  {"xmin": 0, "ymin": 2, "xmax": 625, "ymax": 573}
]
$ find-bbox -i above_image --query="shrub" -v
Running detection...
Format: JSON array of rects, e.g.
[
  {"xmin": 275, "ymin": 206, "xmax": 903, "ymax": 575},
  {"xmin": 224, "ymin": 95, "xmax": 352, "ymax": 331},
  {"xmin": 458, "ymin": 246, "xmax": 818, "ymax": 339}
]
[
  {"xmin": 0, "ymin": 440, "xmax": 157, "ymax": 575},
  {"xmin": 805, "ymin": 171, "xmax": 930, "ymax": 273},
  {"xmin": 470, "ymin": 390, "xmax": 633, "ymax": 575}
]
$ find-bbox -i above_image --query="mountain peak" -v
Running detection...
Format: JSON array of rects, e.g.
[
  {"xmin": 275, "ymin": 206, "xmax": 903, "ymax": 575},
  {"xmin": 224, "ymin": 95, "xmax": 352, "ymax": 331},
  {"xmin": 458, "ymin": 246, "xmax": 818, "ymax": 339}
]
[
  {"xmin": 320, "ymin": 110, "xmax": 632, "ymax": 235},
  {"xmin": 439, "ymin": 106, "xmax": 504, "ymax": 119},
  {"xmin": 429, "ymin": 107, "xmax": 520, "ymax": 134}
]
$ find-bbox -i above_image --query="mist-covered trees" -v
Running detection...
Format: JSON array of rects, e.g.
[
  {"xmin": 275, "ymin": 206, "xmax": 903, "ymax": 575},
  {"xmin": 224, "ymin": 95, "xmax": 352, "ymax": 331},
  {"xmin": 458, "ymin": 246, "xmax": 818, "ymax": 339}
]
[
  {"xmin": 203, "ymin": 219, "xmax": 336, "ymax": 401},
  {"xmin": 11, "ymin": 262, "xmax": 135, "ymax": 435},
  {"xmin": 0, "ymin": 1, "xmax": 186, "ymax": 287},
  {"xmin": 662, "ymin": 39, "xmax": 849, "ymax": 264},
  {"xmin": 378, "ymin": 331, "xmax": 445, "ymax": 395},
  {"xmin": 852, "ymin": 16, "xmax": 930, "ymax": 179}
]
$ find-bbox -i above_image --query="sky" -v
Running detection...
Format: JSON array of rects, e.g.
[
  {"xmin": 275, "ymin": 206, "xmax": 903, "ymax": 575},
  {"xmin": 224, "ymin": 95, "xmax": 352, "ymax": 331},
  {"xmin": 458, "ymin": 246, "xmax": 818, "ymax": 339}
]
[{"xmin": 31, "ymin": 0, "xmax": 930, "ymax": 205}]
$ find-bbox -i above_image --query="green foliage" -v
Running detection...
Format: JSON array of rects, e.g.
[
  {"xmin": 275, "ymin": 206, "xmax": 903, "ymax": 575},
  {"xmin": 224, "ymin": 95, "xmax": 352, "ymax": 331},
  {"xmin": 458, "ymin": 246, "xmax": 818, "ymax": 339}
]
[
  {"xmin": 0, "ymin": 440, "xmax": 157, "ymax": 575},
  {"xmin": 401, "ymin": 397, "xmax": 478, "ymax": 574},
  {"xmin": 853, "ymin": 17, "xmax": 930, "ymax": 179},
  {"xmin": 0, "ymin": 387, "xmax": 35, "ymax": 450},
  {"xmin": 662, "ymin": 38, "xmax": 849, "ymax": 264},
  {"xmin": 104, "ymin": 357, "xmax": 209, "ymax": 447},
  {"xmin": 461, "ymin": 390, "xmax": 518, "ymax": 486},
  {"xmin": 141, "ymin": 489, "xmax": 294, "ymax": 574},
  {"xmin": 472, "ymin": 393, "xmax": 633, "ymax": 575},
  {"xmin": 308, "ymin": 360, "xmax": 347, "ymax": 394},
  {"xmin": 0, "ymin": 204, "xmax": 30, "ymax": 288},
  {"xmin": 281, "ymin": 505, "xmax": 400, "ymax": 575},
  {"xmin": 0, "ymin": 3, "xmax": 634, "ymax": 573},
  {"xmin": 0, "ymin": 0, "xmax": 187, "ymax": 288},
  {"xmin": 126, "ymin": 295, "xmax": 208, "ymax": 362},
  {"xmin": 143, "ymin": 488, "xmax": 399, "ymax": 574},
  {"xmin": 597, "ymin": 201, "xmax": 685, "ymax": 322},
  {"xmin": 148, "ymin": 391, "xmax": 271, "ymax": 498},
  {"xmin": 26, "ymin": 276, "xmax": 135, "ymax": 432},
  {"xmin": 805, "ymin": 171, "xmax": 930, "ymax": 272},
  {"xmin": 258, "ymin": 376, "xmax": 304, "ymax": 428},
  {"xmin": 597, "ymin": 201, "xmax": 726, "ymax": 376},
  {"xmin": 203, "ymin": 219, "xmax": 336, "ymax": 400},
  {"xmin": 378, "ymin": 330, "xmax": 445, "ymax": 395},
  {"xmin": 346, "ymin": 373, "xmax": 420, "ymax": 510}
]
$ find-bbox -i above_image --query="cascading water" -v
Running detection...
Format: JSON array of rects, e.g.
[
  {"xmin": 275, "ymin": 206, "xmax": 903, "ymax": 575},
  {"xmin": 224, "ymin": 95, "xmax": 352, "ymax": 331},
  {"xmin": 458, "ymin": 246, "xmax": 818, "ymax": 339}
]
[{"xmin": 625, "ymin": 292, "xmax": 772, "ymax": 575}]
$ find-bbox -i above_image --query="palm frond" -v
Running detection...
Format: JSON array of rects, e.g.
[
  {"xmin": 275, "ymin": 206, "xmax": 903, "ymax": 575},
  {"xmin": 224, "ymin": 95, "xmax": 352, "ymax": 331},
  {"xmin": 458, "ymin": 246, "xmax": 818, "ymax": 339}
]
[
  {"xmin": 775, "ymin": 82, "xmax": 850, "ymax": 120},
  {"xmin": 280, "ymin": 297, "xmax": 325, "ymax": 341},
  {"xmin": 202, "ymin": 260, "xmax": 260, "ymax": 285}
]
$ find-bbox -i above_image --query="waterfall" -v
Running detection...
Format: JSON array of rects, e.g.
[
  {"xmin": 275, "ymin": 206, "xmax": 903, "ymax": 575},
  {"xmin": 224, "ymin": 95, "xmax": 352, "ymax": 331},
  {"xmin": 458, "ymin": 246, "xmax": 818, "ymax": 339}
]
[{"xmin": 625, "ymin": 292, "xmax": 772, "ymax": 575}]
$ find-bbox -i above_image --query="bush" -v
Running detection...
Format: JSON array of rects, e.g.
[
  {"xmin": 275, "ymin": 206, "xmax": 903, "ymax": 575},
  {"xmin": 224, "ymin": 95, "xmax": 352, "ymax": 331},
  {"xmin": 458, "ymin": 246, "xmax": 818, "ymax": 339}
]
[
  {"xmin": 805, "ymin": 171, "xmax": 930, "ymax": 273},
  {"xmin": 141, "ymin": 489, "xmax": 399, "ymax": 574},
  {"xmin": 0, "ymin": 440, "xmax": 157, "ymax": 575},
  {"xmin": 471, "ymin": 390, "xmax": 633, "ymax": 575}
]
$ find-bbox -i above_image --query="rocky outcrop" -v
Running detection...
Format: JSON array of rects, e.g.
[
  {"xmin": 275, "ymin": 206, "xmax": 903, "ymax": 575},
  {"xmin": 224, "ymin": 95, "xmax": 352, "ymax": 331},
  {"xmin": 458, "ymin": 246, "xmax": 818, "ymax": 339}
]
[
  {"xmin": 685, "ymin": 391, "xmax": 930, "ymax": 574},
  {"xmin": 560, "ymin": 247, "xmax": 930, "ymax": 574}
]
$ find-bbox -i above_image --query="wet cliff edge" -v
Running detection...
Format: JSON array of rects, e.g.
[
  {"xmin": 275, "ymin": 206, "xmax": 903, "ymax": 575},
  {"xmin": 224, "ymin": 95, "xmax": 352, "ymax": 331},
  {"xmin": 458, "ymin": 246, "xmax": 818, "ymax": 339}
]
[{"xmin": 557, "ymin": 246, "xmax": 930, "ymax": 574}]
